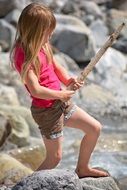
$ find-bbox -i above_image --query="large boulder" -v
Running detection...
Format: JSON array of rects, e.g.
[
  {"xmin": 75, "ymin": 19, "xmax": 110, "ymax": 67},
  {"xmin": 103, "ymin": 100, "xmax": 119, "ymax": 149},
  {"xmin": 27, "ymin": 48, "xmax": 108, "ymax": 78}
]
[
  {"xmin": 112, "ymin": 0, "xmax": 127, "ymax": 11},
  {"xmin": 0, "ymin": 0, "xmax": 31, "ymax": 17},
  {"xmin": 0, "ymin": 153, "xmax": 33, "ymax": 185},
  {"xmin": 107, "ymin": 9, "xmax": 127, "ymax": 39},
  {"xmin": 52, "ymin": 14, "xmax": 96, "ymax": 62},
  {"xmin": 12, "ymin": 169, "xmax": 82, "ymax": 190},
  {"xmin": 12, "ymin": 169, "xmax": 120, "ymax": 190},
  {"xmin": 0, "ymin": 19, "xmax": 16, "ymax": 52}
]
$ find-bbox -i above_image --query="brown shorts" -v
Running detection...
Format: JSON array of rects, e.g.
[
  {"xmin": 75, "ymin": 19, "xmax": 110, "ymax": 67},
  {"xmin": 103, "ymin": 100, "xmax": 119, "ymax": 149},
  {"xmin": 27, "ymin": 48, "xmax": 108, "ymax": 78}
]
[{"xmin": 30, "ymin": 100, "xmax": 77, "ymax": 139}]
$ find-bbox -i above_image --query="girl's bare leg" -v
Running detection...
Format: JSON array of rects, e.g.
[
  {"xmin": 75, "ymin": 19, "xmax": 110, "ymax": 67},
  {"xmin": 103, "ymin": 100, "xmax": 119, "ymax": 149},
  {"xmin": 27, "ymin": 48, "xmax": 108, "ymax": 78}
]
[
  {"xmin": 36, "ymin": 136, "xmax": 63, "ymax": 171},
  {"xmin": 65, "ymin": 106, "xmax": 109, "ymax": 178}
]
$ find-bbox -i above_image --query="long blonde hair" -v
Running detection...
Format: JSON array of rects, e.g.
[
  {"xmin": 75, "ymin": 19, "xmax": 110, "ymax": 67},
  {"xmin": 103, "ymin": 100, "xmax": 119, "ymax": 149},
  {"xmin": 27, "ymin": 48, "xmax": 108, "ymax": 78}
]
[{"xmin": 10, "ymin": 3, "xmax": 56, "ymax": 83}]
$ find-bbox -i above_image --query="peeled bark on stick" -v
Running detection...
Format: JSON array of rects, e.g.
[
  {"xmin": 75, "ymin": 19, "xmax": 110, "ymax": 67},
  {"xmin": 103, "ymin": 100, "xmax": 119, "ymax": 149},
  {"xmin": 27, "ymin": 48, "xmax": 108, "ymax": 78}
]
[{"xmin": 68, "ymin": 22, "xmax": 125, "ymax": 90}]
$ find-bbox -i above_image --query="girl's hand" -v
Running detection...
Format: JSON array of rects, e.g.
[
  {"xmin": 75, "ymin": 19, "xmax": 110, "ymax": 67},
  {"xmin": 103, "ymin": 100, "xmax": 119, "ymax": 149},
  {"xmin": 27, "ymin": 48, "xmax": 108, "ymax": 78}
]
[
  {"xmin": 67, "ymin": 77, "xmax": 84, "ymax": 91},
  {"xmin": 59, "ymin": 90, "xmax": 75, "ymax": 102}
]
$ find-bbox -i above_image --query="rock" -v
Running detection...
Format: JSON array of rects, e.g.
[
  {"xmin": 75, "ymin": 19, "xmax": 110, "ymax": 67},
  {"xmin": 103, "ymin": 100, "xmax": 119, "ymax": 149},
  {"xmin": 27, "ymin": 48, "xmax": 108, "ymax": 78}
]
[
  {"xmin": 0, "ymin": 52, "xmax": 17, "ymax": 85},
  {"xmin": 0, "ymin": 19, "xmax": 16, "ymax": 52},
  {"xmin": 80, "ymin": 176, "xmax": 120, "ymax": 190},
  {"xmin": 12, "ymin": 169, "xmax": 82, "ymax": 190},
  {"xmin": 90, "ymin": 19, "xmax": 109, "ymax": 47},
  {"xmin": 61, "ymin": 0, "xmax": 79, "ymax": 14},
  {"xmin": 80, "ymin": 83, "xmax": 118, "ymax": 116},
  {"xmin": 112, "ymin": 37, "xmax": 127, "ymax": 54},
  {"xmin": 0, "ymin": 153, "xmax": 33, "ymax": 185},
  {"xmin": 8, "ymin": 138, "xmax": 46, "ymax": 170},
  {"xmin": 5, "ymin": 9, "xmax": 21, "ymax": 27},
  {"xmin": 52, "ymin": 14, "xmax": 96, "ymax": 62},
  {"xmin": 0, "ymin": 84, "xmax": 20, "ymax": 106},
  {"xmin": 7, "ymin": 114, "xmax": 30, "ymax": 147},
  {"xmin": 112, "ymin": 0, "xmax": 127, "ymax": 11},
  {"xmin": 80, "ymin": 1, "xmax": 103, "ymax": 19},
  {"xmin": 117, "ymin": 177, "xmax": 127, "ymax": 190},
  {"xmin": 54, "ymin": 52, "xmax": 80, "ymax": 72},
  {"xmin": 0, "ymin": 0, "xmax": 31, "ymax": 17},
  {"xmin": 12, "ymin": 169, "xmax": 120, "ymax": 190},
  {"xmin": 89, "ymin": 48, "xmax": 127, "ymax": 92},
  {"xmin": 0, "ymin": 104, "xmax": 41, "ymax": 138},
  {"xmin": 107, "ymin": 9, "xmax": 127, "ymax": 39},
  {"xmin": 0, "ymin": 113, "xmax": 11, "ymax": 147}
]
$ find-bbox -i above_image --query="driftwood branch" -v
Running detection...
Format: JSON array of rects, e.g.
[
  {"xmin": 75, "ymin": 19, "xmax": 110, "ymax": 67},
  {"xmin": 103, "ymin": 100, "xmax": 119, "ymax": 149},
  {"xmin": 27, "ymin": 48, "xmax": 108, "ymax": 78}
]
[{"xmin": 68, "ymin": 22, "xmax": 125, "ymax": 90}]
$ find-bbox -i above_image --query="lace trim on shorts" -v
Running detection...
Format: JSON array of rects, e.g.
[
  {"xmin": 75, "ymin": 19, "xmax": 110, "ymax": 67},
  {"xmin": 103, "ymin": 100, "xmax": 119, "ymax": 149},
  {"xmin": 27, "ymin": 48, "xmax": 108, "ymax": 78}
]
[
  {"xmin": 64, "ymin": 104, "xmax": 77, "ymax": 121},
  {"xmin": 42, "ymin": 131, "xmax": 63, "ymax": 139}
]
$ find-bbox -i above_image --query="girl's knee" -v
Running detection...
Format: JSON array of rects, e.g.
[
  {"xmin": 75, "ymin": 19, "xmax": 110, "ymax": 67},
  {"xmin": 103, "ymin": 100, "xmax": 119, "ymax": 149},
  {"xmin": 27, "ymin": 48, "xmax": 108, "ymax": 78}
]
[
  {"xmin": 46, "ymin": 150, "xmax": 62, "ymax": 167},
  {"xmin": 87, "ymin": 121, "xmax": 102, "ymax": 136}
]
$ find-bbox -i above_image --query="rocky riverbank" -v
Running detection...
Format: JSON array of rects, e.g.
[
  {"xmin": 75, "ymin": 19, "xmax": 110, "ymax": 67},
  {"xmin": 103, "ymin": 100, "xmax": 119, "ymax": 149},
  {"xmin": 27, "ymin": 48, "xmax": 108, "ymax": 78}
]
[{"xmin": 0, "ymin": 0, "xmax": 127, "ymax": 189}]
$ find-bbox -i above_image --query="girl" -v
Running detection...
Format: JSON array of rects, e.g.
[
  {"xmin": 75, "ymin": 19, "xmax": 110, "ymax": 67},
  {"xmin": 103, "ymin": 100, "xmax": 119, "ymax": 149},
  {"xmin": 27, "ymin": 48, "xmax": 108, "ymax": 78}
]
[{"xmin": 11, "ymin": 3, "xmax": 109, "ymax": 178}]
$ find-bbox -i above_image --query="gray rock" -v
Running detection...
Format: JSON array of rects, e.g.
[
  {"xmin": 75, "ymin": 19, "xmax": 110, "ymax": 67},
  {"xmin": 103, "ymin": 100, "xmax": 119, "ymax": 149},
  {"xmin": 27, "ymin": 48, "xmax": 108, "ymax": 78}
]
[
  {"xmin": 80, "ymin": 177, "xmax": 120, "ymax": 190},
  {"xmin": 0, "ymin": 104, "xmax": 41, "ymax": 138},
  {"xmin": 5, "ymin": 9, "xmax": 21, "ymax": 27},
  {"xmin": 52, "ymin": 14, "xmax": 96, "ymax": 62},
  {"xmin": 12, "ymin": 169, "xmax": 82, "ymax": 190},
  {"xmin": 0, "ymin": 84, "xmax": 20, "ymax": 106},
  {"xmin": 0, "ymin": 19, "xmax": 16, "ymax": 52},
  {"xmin": 0, "ymin": 0, "xmax": 31, "ymax": 17},
  {"xmin": 90, "ymin": 19, "xmax": 109, "ymax": 47},
  {"xmin": 112, "ymin": 0, "xmax": 127, "ymax": 11},
  {"xmin": 107, "ymin": 9, "xmax": 127, "ymax": 39},
  {"xmin": 117, "ymin": 176, "xmax": 127, "ymax": 190},
  {"xmin": 61, "ymin": 0, "xmax": 78, "ymax": 14},
  {"xmin": 12, "ymin": 169, "xmax": 120, "ymax": 190},
  {"xmin": 112, "ymin": 37, "xmax": 127, "ymax": 54},
  {"xmin": 80, "ymin": 1, "xmax": 103, "ymax": 19}
]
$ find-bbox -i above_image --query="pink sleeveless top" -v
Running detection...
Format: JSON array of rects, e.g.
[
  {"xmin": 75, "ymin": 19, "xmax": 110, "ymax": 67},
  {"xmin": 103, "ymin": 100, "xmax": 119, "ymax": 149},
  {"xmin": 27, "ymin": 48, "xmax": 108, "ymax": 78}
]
[{"xmin": 14, "ymin": 46, "xmax": 61, "ymax": 108}]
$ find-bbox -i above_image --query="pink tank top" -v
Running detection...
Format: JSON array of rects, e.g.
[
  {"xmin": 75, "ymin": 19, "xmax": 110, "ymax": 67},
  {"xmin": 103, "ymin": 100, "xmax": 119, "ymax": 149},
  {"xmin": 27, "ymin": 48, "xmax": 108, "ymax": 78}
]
[{"xmin": 14, "ymin": 46, "xmax": 61, "ymax": 108}]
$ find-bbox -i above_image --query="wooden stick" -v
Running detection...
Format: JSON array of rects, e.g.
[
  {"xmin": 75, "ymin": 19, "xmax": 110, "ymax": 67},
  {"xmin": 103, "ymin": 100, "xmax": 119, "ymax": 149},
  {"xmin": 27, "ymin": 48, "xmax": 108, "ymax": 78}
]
[{"xmin": 68, "ymin": 22, "xmax": 125, "ymax": 90}]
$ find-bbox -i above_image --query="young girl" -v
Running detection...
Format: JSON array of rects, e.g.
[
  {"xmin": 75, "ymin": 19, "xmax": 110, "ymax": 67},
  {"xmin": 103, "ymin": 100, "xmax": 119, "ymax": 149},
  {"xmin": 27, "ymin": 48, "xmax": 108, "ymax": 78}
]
[{"xmin": 11, "ymin": 3, "xmax": 109, "ymax": 178}]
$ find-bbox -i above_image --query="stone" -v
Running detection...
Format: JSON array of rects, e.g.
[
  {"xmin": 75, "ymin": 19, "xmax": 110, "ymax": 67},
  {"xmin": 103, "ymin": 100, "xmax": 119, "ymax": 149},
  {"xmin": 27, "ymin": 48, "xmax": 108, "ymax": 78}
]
[
  {"xmin": 12, "ymin": 169, "xmax": 82, "ymax": 190},
  {"xmin": 52, "ymin": 14, "xmax": 96, "ymax": 62},
  {"xmin": 0, "ymin": 153, "xmax": 33, "ymax": 185}
]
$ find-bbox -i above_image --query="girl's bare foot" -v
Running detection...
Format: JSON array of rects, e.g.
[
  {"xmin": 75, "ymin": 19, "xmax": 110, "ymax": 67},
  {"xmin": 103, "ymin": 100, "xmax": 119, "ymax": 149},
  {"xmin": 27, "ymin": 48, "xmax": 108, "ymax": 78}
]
[{"xmin": 75, "ymin": 167, "xmax": 110, "ymax": 178}]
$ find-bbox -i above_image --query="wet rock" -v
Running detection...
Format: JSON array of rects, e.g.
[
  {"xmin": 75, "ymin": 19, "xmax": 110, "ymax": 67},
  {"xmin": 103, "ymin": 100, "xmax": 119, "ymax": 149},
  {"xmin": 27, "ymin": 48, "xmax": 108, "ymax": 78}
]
[
  {"xmin": 0, "ymin": 153, "xmax": 33, "ymax": 185},
  {"xmin": 52, "ymin": 14, "xmax": 96, "ymax": 62}
]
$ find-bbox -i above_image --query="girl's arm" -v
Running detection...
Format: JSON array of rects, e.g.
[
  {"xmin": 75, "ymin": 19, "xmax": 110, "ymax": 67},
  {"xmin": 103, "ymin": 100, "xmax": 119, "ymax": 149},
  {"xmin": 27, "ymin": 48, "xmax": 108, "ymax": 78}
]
[
  {"xmin": 53, "ymin": 58, "xmax": 84, "ymax": 90},
  {"xmin": 53, "ymin": 58, "xmax": 71, "ymax": 86},
  {"xmin": 25, "ymin": 69, "xmax": 75, "ymax": 102}
]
